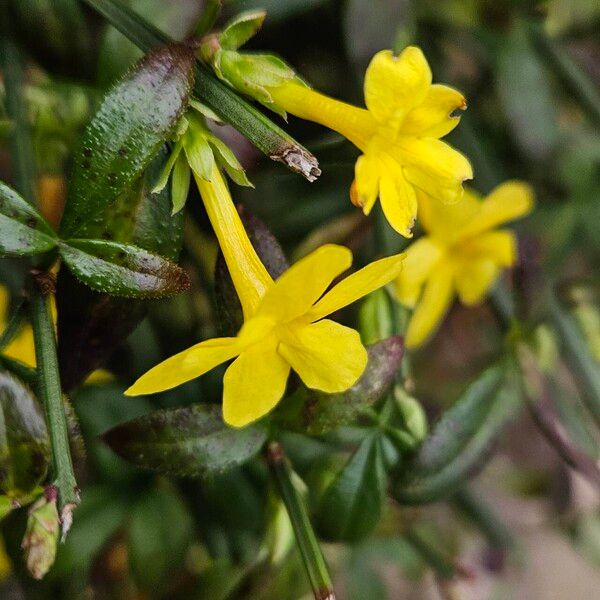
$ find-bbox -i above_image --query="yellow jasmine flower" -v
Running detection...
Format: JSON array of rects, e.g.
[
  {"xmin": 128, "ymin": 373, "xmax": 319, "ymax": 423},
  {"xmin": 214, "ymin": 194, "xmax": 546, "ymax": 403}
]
[
  {"xmin": 395, "ymin": 181, "xmax": 534, "ymax": 348},
  {"xmin": 266, "ymin": 47, "xmax": 473, "ymax": 237},
  {"xmin": 126, "ymin": 164, "xmax": 405, "ymax": 428}
]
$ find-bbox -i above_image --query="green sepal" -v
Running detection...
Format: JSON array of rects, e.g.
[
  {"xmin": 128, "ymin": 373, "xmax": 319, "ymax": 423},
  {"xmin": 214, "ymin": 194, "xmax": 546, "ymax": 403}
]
[
  {"xmin": 102, "ymin": 404, "xmax": 267, "ymax": 478},
  {"xmin": 59, "ymin": 239, "xmax": 190, "ymax": 298},
  {"xmin": 0, "ymin": 181, "xmax": 58, "ymax": 257},
  {"xmin": 219, "ymin": 10, "xmax": 267, "ymax": 50},
  {"xmin": 171, "ymin": 151, "xmax": 192, "ymax": 214}
]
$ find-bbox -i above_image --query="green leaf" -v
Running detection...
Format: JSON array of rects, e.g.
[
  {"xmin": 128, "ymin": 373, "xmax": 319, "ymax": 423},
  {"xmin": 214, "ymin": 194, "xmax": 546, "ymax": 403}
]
[
  {"xmin": 0, "ymin": 371, "xmax": 50, "ymax": 496},
  {"xmin": 128, "ymin": 486, "xmax": 192, "ymax": 591},
  {"xmin": 315, "ymin": 434, "xmax": 387, "ymax": 542},
  {"xmin": 57, "ymin": 149, "xmax": 185, "ymax": 390},
  {"xmin": 60, "ymin": 42, "xmax": 195, "ymax": 238},
  {"xmin": 276, "ymin": 337, "xmax": 403, "ymax": 434},
  {"xmin": 0, "ymin": 181, "xmax": 58, "ymax": 257},
  {"xmin": 549, "ymin": 291, "xmax": 600, "ymax": 427},
  {"xmin": 393, "ymin": 362, "xmax": 522, "ymax": 504},
  {"xmin": 220, "ymin": 10, "xmax": 266, "ymax": 50},
  {"xmin": 102, "ymin": 404, "xmax": 267, "ymax": 477},
  {"xmin": 59, "ymin": 239, "xmax": 190, "ymax": 298}
]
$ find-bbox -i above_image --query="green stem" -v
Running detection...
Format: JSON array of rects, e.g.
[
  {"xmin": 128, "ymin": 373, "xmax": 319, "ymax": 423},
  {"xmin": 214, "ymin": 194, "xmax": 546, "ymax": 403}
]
[
  {"xmin": 1, "ymin": 27, "xmax": 79, "ymax": 537},
  {"xmin": 0, "ymin": 36, "xmax": 37, "ymax": 207},
  {"xmin": 80, "ymin": 0, "xmax": 320, "ymax": 181},
  {"xmin": 29, "ymin": 276, "xmax": 79, "ymax": 537},
  {"xmin": 266, "ymin": 442, "xmax": 335, "ymax": 600}
]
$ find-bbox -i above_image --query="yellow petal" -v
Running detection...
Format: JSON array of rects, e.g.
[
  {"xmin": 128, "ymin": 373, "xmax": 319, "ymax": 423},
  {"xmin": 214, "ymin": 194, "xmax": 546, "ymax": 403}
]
[
  {"xmin": 456, "ymin": 181, "xmax": 534, "ymax": 240},
  {"xmin": 417, "ymin": 188, "xmax": 480, "ymax": 240},
  {"xmin": 223, "ymin": 337, "xmax": 290, "ymax": 427},
  {"xmin": 279, "ymin": 319, "xmax": 367, "ymax": 393},
  {"xmin": 460, "ymin": 230, "xmax": 517, "ymax": 267},
  {"xmin": 401, "ymin": 84, "xmax": 467, "ymax": 138},
  {"xmin": 400, "ymin": 137, "xmax": 473, "ymax": 204},
  {"xmin": 352, "ymin": 153, "xmax": 380, "ymax": 214},
  {"xmin": 364, "ymin": 48, "xmax": 431, "ymax": 131},
  {"xmin": 405, "ymin": 261, "xmax": 455, "ymax": 349},
  {"xmin": 3, "ymin": 326, "xmax": 36, "ymax": 367},
  {"xmin": 0, "ymin": 285, "xmax": 8, "ymax": 316},
  {"xmin": 125, "ymin": 337, "xmax": 239, "ymax": 396},
  {"xmin": 256, "ymin": 244, "xmax": 352, "ymax": 322},
  {"xmin": 395, "ymin": 237, "xmax": 443, "ymax": 308},
  {"xmin": 454, "ymin": 259, "xmax": 501, "ymax": 306},
  {"xmin": 379, "ymin": 166, "xmax": 418, "ymax": 237},
  {"xmin": 307, "ymin": 253, "xmax": 405, "ymax": 321},
  {"xmin": 195, "ymin": 166, "xmax": 272, "ymax": 318}
]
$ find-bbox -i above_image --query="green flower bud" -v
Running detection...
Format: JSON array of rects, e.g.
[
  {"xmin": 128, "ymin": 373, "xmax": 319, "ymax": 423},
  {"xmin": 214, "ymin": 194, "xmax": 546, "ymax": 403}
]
[
  {"xmin": 21, "ymin": 489, "xmax": 59, "ymax": 580},
  {"xmin": 393, "ymin": 385, "xmax": 428, "ymax": 444},
  {"xmin": 359, "ymin": 288, "xmax": 394, "ymax": 345}
]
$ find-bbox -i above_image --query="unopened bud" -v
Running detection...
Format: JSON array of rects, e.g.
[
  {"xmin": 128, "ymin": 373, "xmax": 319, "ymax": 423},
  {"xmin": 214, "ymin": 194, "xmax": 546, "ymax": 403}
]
[
  {"xmin": 393, "ymin": 385, "xmax": 428, "ymax": 444},
  {"xmin": 21, "ymin": 488, "xmax": 59, "ymax": 580}
]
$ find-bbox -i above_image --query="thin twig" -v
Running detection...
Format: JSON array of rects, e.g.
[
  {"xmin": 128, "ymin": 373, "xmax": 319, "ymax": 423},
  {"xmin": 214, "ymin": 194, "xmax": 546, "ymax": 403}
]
[{"xmin": 266, "ymin": 441, "xmax": 336, "ymax": 600}]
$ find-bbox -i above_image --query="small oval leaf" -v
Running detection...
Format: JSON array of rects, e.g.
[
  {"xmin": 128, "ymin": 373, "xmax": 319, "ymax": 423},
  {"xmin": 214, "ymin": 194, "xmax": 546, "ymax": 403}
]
[
  {"xmin": 315, "ymin": 433, "xmax": 387, "ymax": 542},
  {"xmin": 60, "ymin": 43, "xmax": 195, "ymax": 238},
  {"xmin": 393, "ymin": 362, "xmax": 522, "ymax": 504},
  {"xmin": 102, "ymin": 404, "xmax": 267, "ymax": 477},
  {"xmin": 0, "ymin": 371, "xmax": 50, "ymax": 496},
  {"xmin": 0, "ymin": 181, "xmax": 58, "ymax": 257},
  {"xmin": 59, "ymin": 239, "xmax": 190, "ymax": 298}
]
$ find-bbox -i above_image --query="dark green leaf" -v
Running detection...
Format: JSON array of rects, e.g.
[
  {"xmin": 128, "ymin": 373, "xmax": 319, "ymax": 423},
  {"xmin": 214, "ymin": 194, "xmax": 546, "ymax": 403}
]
[
  {"xmin": 393, "ymin": 363, "xmax": 522, "ymax": 504},
  {"xmin": 103, "ymin": 404, "xmax": 267, "ymax": 477},
  {"xmin": 60, "ymin": 42, "xmax": 195, "ymax": 238},
  {"xmin": 59, "ymin": 239, "xmax": 190, "ymax": 298},
  {"xmin": 0, "ymin": 181, "xmax": 58, "ymax": 257},
  {"xmin": 0, "ymin": 371, "xmax": 50, "ymax": 496},
  {"xmin": 128, "ymin": 486, "xmax": 192, "ymax": 591},
  {"xmin": 57, "ymin": 149, "xmax": 185, "ymax": 391},
  {"xmin": 315, "ymin": 434, "xmax": 387, "ymax": 542},
  {"xmin": 276, "ymin": 337, "xmax": 403, "ymax": 434}
]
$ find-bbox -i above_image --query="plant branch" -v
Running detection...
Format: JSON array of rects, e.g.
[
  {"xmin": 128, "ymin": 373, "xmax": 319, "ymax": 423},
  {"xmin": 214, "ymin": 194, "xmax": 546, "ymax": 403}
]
[
  {"xmin": 80, "ymin": 0, "xmax": 321, "ymax": 181},
  {"xmin": 28, "ymin": 273, "xmax": 79, "ymax": 538},
  {"xmin": 266, "ymin": 441, "xmax": 335, "ymax": 600}
]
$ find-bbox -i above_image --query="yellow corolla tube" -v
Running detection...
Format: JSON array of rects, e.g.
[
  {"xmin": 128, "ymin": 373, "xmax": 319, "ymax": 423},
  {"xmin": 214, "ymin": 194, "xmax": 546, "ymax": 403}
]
[
  {"xmin": 395, "ymin": 181, "xmax": 534, "ymax": 348},
  {"xmin": 126, "ymin": 164, "xmax": 405, "ymax": 428},
  {"xmin": 267, "ymin": 47, "xmax": 473, "ymax": 237}
]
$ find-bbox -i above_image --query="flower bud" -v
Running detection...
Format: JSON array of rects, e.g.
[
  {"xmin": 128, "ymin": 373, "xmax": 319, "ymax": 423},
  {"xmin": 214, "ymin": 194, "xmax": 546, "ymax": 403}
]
[{"xmin": 21, "ymin": 489, "xmax": 59, "ymax": 580}]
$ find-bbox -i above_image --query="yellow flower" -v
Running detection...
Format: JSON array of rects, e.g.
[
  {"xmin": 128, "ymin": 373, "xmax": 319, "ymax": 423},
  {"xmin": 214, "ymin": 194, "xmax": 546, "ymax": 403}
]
[
  {"xmin": 267, "ymin": 47, "xmax": 473, "ymax": 237},
  {"xmin": 126, "ymin": 164, "xmax": 404, "ymax": 427},
  {"xmin": 0, "ymin": 285, "xmax": 111, "ymax": 384},
  {"xmin": 395, "ymin": 181, "xmax": 534, "ymax": 348}
]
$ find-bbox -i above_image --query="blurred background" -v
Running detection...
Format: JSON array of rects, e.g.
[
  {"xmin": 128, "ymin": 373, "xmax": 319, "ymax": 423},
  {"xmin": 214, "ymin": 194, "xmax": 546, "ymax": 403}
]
[{"xmin": 1, "ymin": 0, "xmax": 599, "ymax": 598}]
